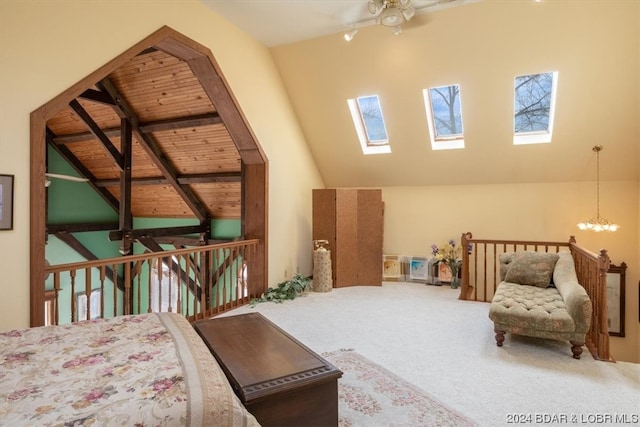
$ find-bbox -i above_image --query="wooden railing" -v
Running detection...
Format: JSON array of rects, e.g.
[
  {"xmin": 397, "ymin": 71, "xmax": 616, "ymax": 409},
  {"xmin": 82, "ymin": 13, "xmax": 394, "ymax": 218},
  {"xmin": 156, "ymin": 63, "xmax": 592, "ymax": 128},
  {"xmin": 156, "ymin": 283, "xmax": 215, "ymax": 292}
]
[
  {"xmin": 44, "ymin": 239, "xmax": 261, "ymax": 325},
  {"xmin": 459, "ymin": 232, "xmax": 612, "ymax": 361}
]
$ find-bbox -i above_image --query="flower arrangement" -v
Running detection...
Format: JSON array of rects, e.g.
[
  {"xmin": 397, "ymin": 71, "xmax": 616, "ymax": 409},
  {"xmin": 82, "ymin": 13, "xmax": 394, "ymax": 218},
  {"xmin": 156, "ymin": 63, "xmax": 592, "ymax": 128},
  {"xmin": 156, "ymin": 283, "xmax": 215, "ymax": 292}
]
[{"xmin": 431, "ymin": 239, "xmax": 464, "ymax": 288}]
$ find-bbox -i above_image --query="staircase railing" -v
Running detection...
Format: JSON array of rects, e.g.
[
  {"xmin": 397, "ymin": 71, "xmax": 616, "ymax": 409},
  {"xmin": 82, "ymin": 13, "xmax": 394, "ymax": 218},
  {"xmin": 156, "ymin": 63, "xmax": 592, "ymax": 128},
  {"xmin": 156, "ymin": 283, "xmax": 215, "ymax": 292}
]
[
  {"xmin": 459, "ymin": 232, "xmax": 612, "ymax": 361},
  {"xmin": 44, "ymin": 239, "xmax": 261, "ymax": 325}
]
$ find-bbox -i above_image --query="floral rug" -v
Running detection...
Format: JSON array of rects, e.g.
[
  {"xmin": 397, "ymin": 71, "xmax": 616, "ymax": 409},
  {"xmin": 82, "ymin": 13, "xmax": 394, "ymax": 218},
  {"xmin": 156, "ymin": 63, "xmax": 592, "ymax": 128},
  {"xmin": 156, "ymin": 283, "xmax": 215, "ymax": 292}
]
[{"xmin": 322, "ymin": 349, "xmax": 477, "ymax": 427}]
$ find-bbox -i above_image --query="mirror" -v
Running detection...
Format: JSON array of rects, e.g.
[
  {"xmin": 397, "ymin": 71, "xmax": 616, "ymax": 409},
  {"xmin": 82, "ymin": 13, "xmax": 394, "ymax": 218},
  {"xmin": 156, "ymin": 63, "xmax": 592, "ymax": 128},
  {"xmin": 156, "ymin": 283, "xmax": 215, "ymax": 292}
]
[{"xmin": 606, "ymin": 262, "xmax": 627, "ymax": 337}]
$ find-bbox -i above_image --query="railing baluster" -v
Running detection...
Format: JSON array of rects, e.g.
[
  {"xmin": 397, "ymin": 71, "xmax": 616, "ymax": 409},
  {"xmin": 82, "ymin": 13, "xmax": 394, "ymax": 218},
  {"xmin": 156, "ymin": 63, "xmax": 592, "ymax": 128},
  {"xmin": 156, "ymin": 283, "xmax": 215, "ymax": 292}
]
[{"xmin": 42, "ymin": 240, "xmax": 260, "ymax": 324}]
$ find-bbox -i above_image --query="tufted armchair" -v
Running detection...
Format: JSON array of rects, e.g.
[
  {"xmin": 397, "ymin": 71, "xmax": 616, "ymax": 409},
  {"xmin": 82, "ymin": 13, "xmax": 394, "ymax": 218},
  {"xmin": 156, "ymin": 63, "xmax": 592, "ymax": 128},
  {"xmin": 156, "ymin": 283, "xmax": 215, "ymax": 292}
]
[{"xmin": 488, "ymin": 251, "xmax": 592, "ymax": 359}]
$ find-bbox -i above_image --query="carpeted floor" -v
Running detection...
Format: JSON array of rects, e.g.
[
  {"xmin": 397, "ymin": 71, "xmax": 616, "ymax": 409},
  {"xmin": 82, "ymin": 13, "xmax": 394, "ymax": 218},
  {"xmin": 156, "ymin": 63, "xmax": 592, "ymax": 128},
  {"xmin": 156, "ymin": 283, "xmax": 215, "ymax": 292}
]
[{"xmin": 224, "ymin": 282, "xmax": 640, "ymax": 426}]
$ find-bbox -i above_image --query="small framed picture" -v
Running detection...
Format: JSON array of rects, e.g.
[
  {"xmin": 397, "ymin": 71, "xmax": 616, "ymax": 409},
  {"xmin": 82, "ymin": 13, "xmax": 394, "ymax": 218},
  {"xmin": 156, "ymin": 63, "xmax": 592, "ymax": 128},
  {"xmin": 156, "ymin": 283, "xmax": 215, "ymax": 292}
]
[
  {"xmin": 383, "ymin": 255, "xmax": 403, "ymax": 281},
  {"xmin": 437, "ymin": 262, "xmax": 453, "ymax": 283},
  {"xmin": 409, "ymin": 257, "xmax": 429, "ymax": 282},
  {"xmin": 0, "ymin": 174, "xmax": 15, "ymax": 230},
  {"xmin": 606, "ymin": 263, "xmax": 626, "ymax": 337}
]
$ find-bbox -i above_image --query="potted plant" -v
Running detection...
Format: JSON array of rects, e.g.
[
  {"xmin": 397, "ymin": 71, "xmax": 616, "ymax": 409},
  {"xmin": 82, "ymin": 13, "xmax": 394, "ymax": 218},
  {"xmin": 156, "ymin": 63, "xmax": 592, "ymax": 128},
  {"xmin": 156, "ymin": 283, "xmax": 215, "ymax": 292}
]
[{"xmin": 250, "ymin": 273, "xmax": 311, "ymax": 306}]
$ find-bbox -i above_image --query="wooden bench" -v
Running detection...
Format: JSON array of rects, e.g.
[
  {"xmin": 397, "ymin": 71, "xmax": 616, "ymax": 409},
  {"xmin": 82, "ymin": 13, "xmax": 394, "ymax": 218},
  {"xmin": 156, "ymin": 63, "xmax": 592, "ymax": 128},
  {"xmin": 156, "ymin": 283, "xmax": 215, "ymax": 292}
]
[{"xmin": 193, "ymin": 312, "xmax": 342, "ymax": 427}]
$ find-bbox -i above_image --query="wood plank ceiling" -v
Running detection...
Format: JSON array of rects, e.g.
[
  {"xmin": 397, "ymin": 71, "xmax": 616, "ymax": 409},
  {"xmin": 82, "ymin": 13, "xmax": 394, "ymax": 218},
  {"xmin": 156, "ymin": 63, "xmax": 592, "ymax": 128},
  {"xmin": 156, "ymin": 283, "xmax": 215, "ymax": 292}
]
[{"xmin": 46, "ymin": 48, "xmax": 242, "ymax": 220}]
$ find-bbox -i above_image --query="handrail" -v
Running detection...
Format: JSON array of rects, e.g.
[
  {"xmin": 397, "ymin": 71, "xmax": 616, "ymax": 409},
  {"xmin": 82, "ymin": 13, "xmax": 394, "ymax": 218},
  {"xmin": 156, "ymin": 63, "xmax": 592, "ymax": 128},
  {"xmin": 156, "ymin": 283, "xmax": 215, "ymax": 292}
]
[
  {"xmin": 459, "ymin": 232, "xmax": 611, "ymax": 361},
  {"xmin": 44, "ymin": 239, "xmax": 261, "ymax": 325}
]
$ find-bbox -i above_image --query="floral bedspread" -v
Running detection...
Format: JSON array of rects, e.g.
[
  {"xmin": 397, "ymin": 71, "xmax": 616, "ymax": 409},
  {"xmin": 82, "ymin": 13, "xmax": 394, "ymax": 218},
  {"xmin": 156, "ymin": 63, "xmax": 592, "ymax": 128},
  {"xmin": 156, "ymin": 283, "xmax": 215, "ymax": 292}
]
[{"xmin": 0, "ymin": 313, "xmax": 259, "ymax": 427}]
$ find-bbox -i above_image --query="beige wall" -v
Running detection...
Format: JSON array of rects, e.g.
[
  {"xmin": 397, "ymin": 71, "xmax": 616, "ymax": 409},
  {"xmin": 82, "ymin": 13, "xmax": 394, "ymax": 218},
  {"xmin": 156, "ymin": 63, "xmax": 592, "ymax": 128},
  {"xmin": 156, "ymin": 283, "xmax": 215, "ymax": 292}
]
[
  {"xmin": 269, "ymin": 1, "xmax": 640, "ymax": 362},
  {"xmin": 0, "ymin": 0, "xmax": 323, "ymax": 331}
]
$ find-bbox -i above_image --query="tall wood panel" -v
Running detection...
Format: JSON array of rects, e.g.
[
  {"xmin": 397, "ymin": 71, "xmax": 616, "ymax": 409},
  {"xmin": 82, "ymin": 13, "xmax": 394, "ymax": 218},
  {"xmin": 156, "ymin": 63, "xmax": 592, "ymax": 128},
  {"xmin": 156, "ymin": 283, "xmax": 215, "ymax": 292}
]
[{"xmin": 312, "ymin": 189, "xmax": 382, "ymax": 287}]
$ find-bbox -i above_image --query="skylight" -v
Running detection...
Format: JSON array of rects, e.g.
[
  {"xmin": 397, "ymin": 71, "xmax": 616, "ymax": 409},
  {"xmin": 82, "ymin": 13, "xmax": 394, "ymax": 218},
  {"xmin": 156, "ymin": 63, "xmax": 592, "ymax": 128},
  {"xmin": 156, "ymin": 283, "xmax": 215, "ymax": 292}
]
[
  {"xmin": 423, "ymin": 84, "xmax": 465, "ymax": 150},
  {"xmin": 347, "ymin": 95, "xmax": 391, "ymax": 155},
  {"xmin": 513, "ymin": 71, "xmax": 558, "ymax": 144}
]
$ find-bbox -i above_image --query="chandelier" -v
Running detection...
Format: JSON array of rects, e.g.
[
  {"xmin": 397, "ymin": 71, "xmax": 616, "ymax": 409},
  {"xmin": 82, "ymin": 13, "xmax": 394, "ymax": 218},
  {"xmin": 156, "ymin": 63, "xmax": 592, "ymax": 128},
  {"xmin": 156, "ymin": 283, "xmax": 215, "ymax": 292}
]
[{"xmin": 577, "ymin": 145, "xmax": 619, "ymax": 232}]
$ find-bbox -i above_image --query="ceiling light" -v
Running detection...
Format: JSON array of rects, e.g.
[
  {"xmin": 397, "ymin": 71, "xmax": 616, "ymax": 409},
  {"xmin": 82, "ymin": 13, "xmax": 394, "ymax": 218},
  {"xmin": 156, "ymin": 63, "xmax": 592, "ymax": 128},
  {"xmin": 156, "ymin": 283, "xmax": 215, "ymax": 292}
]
[
  {"xmin": 577, "ymin": 145, "xmax": 619, "ymax": 232},
  {"xmin": 378, "ymin": 7, "xmax": 404, "ymax": 27},
  {"xmin": 392, "ymin": 26, "xmax": 402, "ymax": 35},
  {"xmin": 344, "ymin": 27, "xmax": 358, "ymax": 42}
]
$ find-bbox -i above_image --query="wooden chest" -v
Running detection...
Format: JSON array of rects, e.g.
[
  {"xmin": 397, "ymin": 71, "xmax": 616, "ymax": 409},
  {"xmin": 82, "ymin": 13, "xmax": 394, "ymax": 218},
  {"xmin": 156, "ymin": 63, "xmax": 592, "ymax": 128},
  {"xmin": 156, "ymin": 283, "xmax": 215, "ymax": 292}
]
[{"xmin": 193, "ymin": 312, "xmax": 342, "ymax": 427}]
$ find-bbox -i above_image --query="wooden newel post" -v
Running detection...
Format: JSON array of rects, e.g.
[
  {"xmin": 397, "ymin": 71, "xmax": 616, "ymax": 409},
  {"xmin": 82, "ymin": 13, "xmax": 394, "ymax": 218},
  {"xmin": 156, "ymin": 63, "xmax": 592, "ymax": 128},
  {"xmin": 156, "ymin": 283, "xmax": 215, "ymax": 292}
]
[
  {"xmin": 597, "ymin": 248, "xmax": 611, "ymax": 361},
  {"xmin": 459, "ymin": 232, "xmax": 473, "ymax": 301}
]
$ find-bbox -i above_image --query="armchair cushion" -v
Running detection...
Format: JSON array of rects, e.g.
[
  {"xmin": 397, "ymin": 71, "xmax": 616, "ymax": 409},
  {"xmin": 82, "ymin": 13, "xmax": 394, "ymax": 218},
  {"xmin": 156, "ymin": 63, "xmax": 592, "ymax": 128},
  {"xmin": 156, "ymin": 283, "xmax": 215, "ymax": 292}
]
[{"xmin": 504, "ymin": 252, "xmax": 559, "ymax": 288}]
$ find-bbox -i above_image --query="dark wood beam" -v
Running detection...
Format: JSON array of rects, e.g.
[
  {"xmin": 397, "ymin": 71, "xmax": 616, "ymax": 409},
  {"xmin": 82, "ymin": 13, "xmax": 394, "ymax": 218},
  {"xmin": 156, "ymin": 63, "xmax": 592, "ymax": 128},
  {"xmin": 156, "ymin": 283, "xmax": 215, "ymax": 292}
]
[
  {"xmin": 94, "ymin": 172, "xmax": 241, "ymax": 187},
  {"xmin": 54, "ymin": 232, "xmax": 124, "ymax": 291},
  {"xmin": 97, "ymin": 78, "xmax": 209, "ymax": 222},
  {"xmin": 79, "ymin": 88, "xmax": 116, "ymax": 106},
  {"xmin": 46, "ymin": 129, "xmax": 119, "ymax": 212},
  {"xmin": 109, "ymin": 225, "xmax": 204, "ymax": 242},
  {"xmin": 68, "ymin": 100, "xmax": 124, "ymax": 170},
  {"xmin": 47, "ymin": 222, "xmax": 119, "ymax": 234},
  {"xmin": 51, "ymin": 113, "xmax": 223, "ymax": 145},
  {"xmin": 187, "ymin": 56, "xmax": 265, "ymax": 165},
  {"xmin": 138, "ymin": 112, "xmax": 222, "ymax": 133},
  {"xmin": 118, "ymin": 118, "xmax": 133, "ymax": 255},
  {"xmin": 153, "ymin": 236, "xmax": 233, "ymax": 246}
]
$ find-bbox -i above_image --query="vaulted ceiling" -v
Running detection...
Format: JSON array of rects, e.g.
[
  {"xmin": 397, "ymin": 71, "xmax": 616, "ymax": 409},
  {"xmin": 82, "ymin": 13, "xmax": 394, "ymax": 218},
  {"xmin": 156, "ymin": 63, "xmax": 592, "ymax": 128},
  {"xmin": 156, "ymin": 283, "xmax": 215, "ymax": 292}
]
[{"xmin": 46, "ymin": 48, "xmax": 242, "ymax": 220}]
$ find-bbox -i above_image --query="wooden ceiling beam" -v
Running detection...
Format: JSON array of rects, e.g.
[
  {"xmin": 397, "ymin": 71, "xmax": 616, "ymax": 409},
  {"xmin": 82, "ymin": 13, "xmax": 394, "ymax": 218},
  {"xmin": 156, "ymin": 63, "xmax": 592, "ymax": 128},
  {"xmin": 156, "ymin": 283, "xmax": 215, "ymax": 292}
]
[
  {"xmin": 94, "ymin": 172, "xmax": 241, "ymax": 187},
  {"xmin": 51, "ymin": 112, "xmax": 224, "ymax": 145},
  {"xmin": 138, "ymin": 112, "xmax": 222, "ymax": 133},
  {"xmin": 46, "ymin": 129, "xmax": 120, "ymax": 212},
  {"xmin": 97, "ymin": 78, "xmax": 209, "ymax": 222},
  {"xmin": 118, "ymin": 118, "xmax": 133, "ymax": 255},
  {"xmin": 108, "ymin": 225, "xmax": 204, "ymax": 241},
  {"xmin": 153, "ymin": 236, "xmax": 233, "ymax": 246},
  {"xmin": 187, "ymin": 56, "xmax": 265, "ymax": 165},
  {"xmin": 79, "ymin": 88, "xmax": 116, "ymax": 106},
  {"xmin": 47, "ymin": 222, "xmax": 119, "ymax": 234},
  {"xmin": 68, "ymin": 99, "xmax": 124, "ymax": 170}
]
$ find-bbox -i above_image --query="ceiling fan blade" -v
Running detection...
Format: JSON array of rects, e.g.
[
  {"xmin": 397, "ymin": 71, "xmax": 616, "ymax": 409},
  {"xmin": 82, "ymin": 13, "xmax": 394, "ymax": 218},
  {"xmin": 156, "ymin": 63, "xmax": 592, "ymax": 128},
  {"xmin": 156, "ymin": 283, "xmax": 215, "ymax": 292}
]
[{"xmin": 45, "ymin": 173, "xmax": 89, "ymax": 183}]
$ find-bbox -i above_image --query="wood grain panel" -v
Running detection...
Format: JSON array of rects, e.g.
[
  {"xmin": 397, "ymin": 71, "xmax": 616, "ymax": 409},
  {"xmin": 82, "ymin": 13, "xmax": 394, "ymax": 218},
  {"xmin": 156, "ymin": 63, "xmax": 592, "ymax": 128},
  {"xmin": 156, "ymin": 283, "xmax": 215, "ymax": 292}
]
[
  {"xmin": 356, "ymin": 190, "xmax": 382, "ymax": 286},
  {"xmin": 335, "ymin": 190, "xmax": 358, "ymax": 288},
  {"xmin": 312, "ymin": 189, "xmax": 337, "ymax": 287}
]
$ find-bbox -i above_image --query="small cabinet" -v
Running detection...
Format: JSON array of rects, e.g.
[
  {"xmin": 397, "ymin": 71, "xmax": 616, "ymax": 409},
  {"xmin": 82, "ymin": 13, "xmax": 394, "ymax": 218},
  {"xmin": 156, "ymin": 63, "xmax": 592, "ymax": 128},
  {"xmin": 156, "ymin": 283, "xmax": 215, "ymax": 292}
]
[{"xmin": 312, "ymin": 189, "xmax": 383, "ymax": 287}]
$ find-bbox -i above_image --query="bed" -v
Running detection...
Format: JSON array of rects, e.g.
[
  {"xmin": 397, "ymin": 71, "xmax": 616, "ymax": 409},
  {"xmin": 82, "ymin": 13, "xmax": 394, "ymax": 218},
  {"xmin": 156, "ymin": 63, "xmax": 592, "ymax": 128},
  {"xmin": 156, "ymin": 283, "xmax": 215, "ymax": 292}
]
[{"xmin": 0, "ymin": 312, "xmax": 260, "ymax": 426}]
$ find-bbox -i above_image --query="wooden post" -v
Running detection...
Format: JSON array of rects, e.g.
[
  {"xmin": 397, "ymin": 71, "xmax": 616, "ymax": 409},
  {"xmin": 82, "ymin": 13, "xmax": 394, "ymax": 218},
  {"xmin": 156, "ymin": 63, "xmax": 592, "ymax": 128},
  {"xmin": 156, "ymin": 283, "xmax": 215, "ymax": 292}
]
[{"xmin": 459, "ymin": 232, "xmax": 473, "ymax": 300}]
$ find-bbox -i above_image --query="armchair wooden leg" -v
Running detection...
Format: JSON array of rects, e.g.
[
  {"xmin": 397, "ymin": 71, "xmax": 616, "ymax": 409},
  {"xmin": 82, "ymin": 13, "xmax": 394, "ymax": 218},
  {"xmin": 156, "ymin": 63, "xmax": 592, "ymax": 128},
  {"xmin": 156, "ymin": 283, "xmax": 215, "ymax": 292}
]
[
  {"xmin": 570, "ymin": 341, "xmax": 584, "ymax": 359},
  {"xmin": 494, "ymin": 330, "xmax": 506, "ymax": 347}
]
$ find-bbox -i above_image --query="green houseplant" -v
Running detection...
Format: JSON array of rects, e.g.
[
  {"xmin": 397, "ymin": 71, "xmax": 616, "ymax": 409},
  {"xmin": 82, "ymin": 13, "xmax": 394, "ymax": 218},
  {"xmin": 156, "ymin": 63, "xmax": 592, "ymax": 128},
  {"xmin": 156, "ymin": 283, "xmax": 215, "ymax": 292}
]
[{"xmin": 251, "ymin": 273, "xmax": 311, "ymax": 306}]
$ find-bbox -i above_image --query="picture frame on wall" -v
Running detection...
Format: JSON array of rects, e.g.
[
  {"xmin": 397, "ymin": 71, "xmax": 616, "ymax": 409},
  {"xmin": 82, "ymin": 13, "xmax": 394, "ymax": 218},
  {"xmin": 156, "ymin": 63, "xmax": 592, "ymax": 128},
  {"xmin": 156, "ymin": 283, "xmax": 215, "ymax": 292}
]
[
  {"xmin": 606, "ymin": 262, "xmax": 626, "ymax": 337},
  {"xmin": 383, "ymin": 255, "xmax": 403, "ymax": 281},
  {"xmin": 409, "ymin": 257, "xmax": 429, "ymax": 283},
  {"xmin": 0, "ymin": 174, "xmax": 15, "ymax": 230}
]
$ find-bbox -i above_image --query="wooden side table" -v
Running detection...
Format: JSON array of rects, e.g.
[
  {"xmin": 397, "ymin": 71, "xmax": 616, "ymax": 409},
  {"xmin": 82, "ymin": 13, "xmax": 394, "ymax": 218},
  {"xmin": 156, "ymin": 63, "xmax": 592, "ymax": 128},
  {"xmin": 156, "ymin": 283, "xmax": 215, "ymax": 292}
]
[{"xmin": 193, "ymin": 312, "xmax": 342, "ymax": 427}]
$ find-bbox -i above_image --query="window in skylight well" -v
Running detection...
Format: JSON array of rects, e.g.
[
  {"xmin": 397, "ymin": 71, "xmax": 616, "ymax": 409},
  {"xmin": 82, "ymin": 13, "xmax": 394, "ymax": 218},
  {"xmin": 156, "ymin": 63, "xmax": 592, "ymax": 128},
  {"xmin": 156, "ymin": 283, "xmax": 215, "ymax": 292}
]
[
  {"xmin": 423, "ymin": 85, "xmax": 465, "ymax": 150},
  {"xmin": 347, "ymin": 95, "xmax": 391, "ymax": 155},
  {"xmin": 513, "ymin": 71, "xmax": 558, "ymax": 144}
]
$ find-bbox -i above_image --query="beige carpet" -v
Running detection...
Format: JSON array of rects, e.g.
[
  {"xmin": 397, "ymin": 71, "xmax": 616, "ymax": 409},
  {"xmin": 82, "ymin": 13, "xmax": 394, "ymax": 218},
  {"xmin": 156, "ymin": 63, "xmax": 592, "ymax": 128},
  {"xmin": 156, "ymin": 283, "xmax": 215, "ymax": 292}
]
[
  {"xmin": 323, "ymin": 349, "xmax": 477, "ymax": 427},
  {"xmin": 224, "ymin": 282, "xmax": 640, "ymax": 426}
]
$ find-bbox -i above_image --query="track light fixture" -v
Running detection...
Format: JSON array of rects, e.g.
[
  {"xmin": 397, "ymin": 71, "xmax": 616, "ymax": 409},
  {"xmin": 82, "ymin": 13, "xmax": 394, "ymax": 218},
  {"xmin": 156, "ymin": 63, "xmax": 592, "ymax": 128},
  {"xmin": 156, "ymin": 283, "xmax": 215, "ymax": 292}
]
[{"xmin": 344, "ymin": 26, "xmax": 358, "ymax": 42}]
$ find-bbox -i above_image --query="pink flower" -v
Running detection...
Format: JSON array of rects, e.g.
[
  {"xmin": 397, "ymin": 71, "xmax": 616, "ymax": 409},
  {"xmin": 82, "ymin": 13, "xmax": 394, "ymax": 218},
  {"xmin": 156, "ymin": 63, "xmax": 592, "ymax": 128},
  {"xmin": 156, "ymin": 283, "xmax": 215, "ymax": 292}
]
[{"xmin": 152, "ymin": 377, "xmax": 178, "ymax": 392}]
